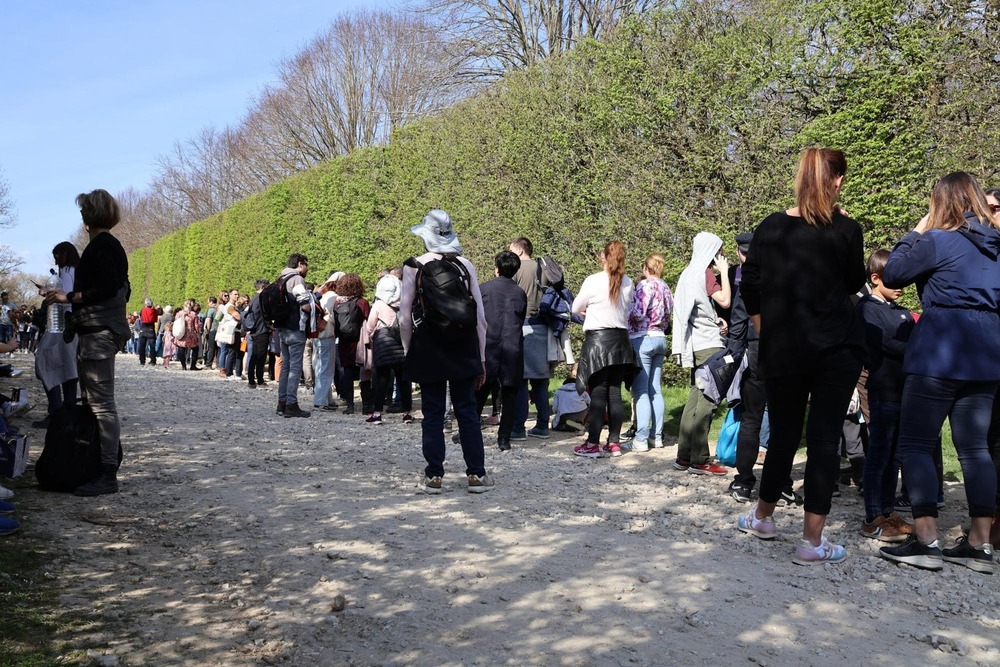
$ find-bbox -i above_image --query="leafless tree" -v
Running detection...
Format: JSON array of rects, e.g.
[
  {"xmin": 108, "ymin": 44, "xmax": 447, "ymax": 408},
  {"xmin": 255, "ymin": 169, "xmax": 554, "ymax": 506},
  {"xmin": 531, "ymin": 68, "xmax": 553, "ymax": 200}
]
[
  {"xmin": 0, "ymin": 167, "xmax": 17, "ymax": 228},
  {"xmin": 242, "ymin": 10, "xmax": 466, "ymax": 173},
  {"xmin": 414, "ymin": 0, "xmax": 666, "ymax": 78}
]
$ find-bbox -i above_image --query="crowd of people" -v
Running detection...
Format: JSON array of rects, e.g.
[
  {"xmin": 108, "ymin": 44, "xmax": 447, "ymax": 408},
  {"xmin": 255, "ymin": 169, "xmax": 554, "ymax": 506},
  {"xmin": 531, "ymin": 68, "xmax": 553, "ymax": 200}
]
[{"xmin": 3, "ymin": 150, "xmax": 999, "ymax": 578}]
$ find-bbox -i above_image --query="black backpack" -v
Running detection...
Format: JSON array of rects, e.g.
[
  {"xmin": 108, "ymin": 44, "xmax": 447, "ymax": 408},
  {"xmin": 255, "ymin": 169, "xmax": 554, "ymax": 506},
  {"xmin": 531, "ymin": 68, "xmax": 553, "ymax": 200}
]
[
  {"xmin": 259, "ymin": 274, "xmax": 295, "ymax": 327},
  {"xmin": 333, "ymin": 298, "xmax": 363, "ymax": 343},
  {"xmin": 404, "ymin": 253, "xmax": 478, "ymax": 342},
  {"xmin": 36, "ymin": 402, "xmax": 123, "ymax": 493}
]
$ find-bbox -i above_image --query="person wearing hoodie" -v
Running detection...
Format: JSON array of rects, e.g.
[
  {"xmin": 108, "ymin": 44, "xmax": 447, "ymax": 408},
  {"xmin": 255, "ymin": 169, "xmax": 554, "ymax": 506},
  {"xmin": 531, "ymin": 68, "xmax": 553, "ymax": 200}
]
[
  {"xmin": 274, "ymin": 253, "xmax": 313, "ymax": 418},
  {"xmin": 736, "ymin": 148, "xmax": 866, "ymax": 566},
  {"xmin": 878, "ymin": 173, "xmax": 1000, "ymax": 574},
  {"xmin": 671, "ymin": 232, "xmax": 731, "ymax": 475}
]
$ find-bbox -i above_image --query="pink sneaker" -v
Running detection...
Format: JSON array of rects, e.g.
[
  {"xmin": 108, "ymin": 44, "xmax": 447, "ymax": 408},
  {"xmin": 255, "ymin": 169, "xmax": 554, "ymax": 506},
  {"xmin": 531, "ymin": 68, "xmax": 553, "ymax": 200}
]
[
  {"xmin": 573, "ymin": 442, "xmax": 604, "ymax": 458},
  {"xmin": 603, "ymin": 443, "xmax": 623, "ymax": 457}
]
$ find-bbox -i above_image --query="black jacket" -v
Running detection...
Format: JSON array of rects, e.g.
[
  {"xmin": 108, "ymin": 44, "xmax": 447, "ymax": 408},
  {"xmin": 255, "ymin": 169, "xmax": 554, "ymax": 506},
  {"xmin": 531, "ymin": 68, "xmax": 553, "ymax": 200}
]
[
  {"xmin": 576, "ymin": 328, "xmax": 637, "ymax": 394},
  {"xmin": 73, "ymin": 231, "xmax": 130, "ymax": 341},
  {"xmin": 480, "ymin": 276, "xmax": 526, "ymax": 387},
  {"xmin": 857, "ymin": 295, "xmax": 914, "ymax": 404}
]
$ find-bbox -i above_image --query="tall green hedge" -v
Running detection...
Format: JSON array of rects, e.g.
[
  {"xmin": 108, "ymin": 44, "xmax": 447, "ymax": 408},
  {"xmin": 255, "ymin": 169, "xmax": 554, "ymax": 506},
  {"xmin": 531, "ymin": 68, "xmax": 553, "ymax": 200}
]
[{"xmin": 129, "ymin": 0, "xmax": 1000, "ymax": 316}]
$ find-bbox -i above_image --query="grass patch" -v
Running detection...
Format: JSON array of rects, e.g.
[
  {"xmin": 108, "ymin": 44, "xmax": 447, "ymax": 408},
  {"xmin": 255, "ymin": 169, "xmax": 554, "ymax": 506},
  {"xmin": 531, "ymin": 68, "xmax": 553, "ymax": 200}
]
[{"xmin": 0, "ymin": 526, "xmax": 91, "ymax": 666}]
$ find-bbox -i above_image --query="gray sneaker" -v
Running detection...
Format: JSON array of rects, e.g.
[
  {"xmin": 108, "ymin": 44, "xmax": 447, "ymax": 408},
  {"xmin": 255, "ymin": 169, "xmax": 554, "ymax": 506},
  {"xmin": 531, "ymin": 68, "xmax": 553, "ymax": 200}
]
[{"xmin": 467, "ymin": 473, "xmax": 495, "ymax": 493}]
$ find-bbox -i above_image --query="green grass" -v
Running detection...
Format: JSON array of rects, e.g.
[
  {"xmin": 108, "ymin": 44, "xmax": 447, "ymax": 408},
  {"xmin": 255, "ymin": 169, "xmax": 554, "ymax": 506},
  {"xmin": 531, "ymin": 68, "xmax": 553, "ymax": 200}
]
[{"xmin": 0, "ymin": 526, "xmax": 91, "ymax": 666}]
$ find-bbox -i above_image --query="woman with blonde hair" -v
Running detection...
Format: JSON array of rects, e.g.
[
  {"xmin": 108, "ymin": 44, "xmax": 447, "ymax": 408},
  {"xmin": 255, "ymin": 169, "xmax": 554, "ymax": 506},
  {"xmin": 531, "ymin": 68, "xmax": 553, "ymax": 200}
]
[
  {"xmin": 736, "ymin": 148, "xmax": 866, "ymax": 565},
  {"xmin": 879, "ymin": 173, "xmax": 1000, "ymax": 574},
  {"xmin": 571, "ymin": 240, "xmax": 635, "ymax": 458},
  {"xmin": 627, "ymin": 253, "xmax": 673, "ymax": 451}
]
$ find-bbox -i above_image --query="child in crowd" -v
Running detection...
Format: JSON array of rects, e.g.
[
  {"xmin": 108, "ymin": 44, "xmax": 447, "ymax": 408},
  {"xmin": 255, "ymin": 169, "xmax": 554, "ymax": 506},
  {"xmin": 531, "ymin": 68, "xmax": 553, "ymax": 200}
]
[
  {"xmin": 161, "ymin": 315, "xmax": 176, "ymax": 369},
  {"xmin": 856, "ymin": 249, "xmax": 915, "ymax": 542}
]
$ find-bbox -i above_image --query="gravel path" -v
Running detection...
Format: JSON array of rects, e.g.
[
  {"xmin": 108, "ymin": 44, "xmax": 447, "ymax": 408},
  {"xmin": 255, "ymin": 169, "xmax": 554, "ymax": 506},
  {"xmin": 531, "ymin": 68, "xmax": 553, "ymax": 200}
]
[{"xmin": 9, "ymin": 355, "xmax": 1000, "ymax": 665}]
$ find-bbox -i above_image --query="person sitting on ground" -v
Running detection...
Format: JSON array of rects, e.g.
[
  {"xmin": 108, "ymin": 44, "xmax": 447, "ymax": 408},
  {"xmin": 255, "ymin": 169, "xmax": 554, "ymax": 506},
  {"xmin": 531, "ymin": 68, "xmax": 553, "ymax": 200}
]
[{"xmin": 551, "ymin": 372, "xmax": 590, "ymax": 432}]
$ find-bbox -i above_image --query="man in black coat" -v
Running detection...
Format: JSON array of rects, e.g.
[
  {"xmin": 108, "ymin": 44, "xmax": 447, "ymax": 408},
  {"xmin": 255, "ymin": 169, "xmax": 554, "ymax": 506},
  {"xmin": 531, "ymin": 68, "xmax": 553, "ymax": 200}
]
[{"xmin": 478, "ymin": 250, "xmax": 527, "ymax": 451}]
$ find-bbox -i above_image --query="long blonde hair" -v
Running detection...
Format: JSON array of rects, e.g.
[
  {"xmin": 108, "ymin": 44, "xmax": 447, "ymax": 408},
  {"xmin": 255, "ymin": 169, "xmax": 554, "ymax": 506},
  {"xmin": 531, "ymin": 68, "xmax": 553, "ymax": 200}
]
[
  {"xmin": 794, "ymin": 148, "xmax": 847, "ymax": 227},
  {"xmin": 603, "ymin": 240, "xmax": 626, "ymax": 302},
  {"xmin": 927, "ymin": 172, "xmax": 995, "ymax": 231}
]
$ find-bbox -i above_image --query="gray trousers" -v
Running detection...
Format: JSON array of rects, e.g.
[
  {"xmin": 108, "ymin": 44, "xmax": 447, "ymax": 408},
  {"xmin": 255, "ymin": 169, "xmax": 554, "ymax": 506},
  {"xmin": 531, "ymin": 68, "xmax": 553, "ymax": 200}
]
[{"xmin": 78, "ymin": 330, "xmax": 121, "ymax": 468}]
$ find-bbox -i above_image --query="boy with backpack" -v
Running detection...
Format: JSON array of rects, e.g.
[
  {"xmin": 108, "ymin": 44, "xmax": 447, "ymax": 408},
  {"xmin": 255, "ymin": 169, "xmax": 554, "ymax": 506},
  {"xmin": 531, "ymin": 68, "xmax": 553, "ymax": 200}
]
[
  {"xmin": 856, "ymin": 249, "xmax": 916, "ymax": 542},
  {"xmin": 400, "ymin": 210, "xmax": 493, "ymax": 493}
]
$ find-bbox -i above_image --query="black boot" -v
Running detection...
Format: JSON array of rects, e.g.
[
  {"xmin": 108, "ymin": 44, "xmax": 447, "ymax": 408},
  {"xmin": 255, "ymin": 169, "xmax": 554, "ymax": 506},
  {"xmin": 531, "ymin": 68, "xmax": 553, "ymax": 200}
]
[
  {"xmin": 276, "ymin": 400, "xmax": 286, "ymax": 416},
  {"xmin": 498, "ymin": 437, "xmax": 511, "ymax": 452},
  {"xmin": 74, "ymin": 465, "xmax": 119, "ymax": 497}
]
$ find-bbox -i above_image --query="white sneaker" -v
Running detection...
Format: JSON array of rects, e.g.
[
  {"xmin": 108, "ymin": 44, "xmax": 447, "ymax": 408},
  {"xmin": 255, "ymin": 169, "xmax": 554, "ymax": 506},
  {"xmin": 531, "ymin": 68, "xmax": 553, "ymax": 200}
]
[{"xmin": 0, "ymin": 484, "xmax": 13, "ymax": 500}]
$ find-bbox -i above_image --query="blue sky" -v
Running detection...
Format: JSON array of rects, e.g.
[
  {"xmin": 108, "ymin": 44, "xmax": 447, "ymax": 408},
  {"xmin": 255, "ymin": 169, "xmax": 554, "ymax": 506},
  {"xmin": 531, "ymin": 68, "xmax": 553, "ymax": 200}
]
[{"xmin": 1, "ymin": 0, "xmax": 388, "ymax": 275}]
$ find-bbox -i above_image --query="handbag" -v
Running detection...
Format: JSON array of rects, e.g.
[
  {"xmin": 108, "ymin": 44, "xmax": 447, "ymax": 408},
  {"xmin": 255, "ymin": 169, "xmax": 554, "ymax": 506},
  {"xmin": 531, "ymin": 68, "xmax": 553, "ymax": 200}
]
[
  {"xmin": 371, "ymin": 317, "xmax": 404, "ymax": 368},
  {"xmin": 217, "ymin": 318, "xmax": 237, "ymax": 345}
]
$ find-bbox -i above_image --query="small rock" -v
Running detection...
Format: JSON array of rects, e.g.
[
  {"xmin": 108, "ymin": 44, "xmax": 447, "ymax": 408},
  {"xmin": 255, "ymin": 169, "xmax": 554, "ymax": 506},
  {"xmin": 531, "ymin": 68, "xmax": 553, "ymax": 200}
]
[
  {"xmin": 248, "ymin": 619, "xmax": 262, "ymax": 631},
  {"xmin": 330, "ymin": 594, "xmax": 347, "ymax": 612}
]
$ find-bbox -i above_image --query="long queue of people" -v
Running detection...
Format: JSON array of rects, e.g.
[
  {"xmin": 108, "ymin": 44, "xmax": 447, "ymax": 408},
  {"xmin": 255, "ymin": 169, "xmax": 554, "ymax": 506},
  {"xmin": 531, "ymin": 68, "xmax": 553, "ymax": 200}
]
[{"xmin": 10, "ymin": 155, "xmax": 999, "ymax": 578}]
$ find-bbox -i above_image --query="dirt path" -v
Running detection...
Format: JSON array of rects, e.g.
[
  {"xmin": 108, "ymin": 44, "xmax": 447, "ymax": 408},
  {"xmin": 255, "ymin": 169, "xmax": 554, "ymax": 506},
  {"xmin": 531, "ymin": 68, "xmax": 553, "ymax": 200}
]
[{"xmin": 10, "ymin": 355, "xmax": 1000, "ymax": 665}]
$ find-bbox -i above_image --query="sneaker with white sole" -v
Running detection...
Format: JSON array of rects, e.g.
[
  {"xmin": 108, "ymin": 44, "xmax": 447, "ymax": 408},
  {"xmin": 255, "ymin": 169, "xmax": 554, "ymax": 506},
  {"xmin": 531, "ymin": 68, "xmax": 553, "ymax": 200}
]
[
  {"xmin": 424, "ymin": 476, "xmax": 443, "ymax": 494},
  {"xmin": 573, "ymin": 442, "xmax": 604, "ymax": 458},
  {"xmin": 793, "ymin": 537, "xmax": 848, "ymax": 566},
  {"xmin": 737, "ymin": 504, "xmax": 777, "ymax": 540},
  {"xmin": 942, "ymin": 537, "xmax": 994, "ymax": 575},
  {"xmin": 467, "ymin": 473, "xmax": 495, "ymax": 493},
  {"xmin": 879, "ymin": 536, "xmax": 943, "ymax": 571},
  {"xmin": 626, "ymin": 440, "xmax": 649, "ymax": 453},
  {"xmin": 0, "ymin": 484, "xmax": 12, "ymax": 500}
]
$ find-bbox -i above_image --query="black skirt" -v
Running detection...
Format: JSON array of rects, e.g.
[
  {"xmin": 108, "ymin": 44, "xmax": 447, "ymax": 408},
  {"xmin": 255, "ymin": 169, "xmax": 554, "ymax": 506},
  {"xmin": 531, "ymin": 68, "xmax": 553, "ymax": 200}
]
[{"xmin": 576, "ymin": 328, "xmax": 637, "ymax": 394}]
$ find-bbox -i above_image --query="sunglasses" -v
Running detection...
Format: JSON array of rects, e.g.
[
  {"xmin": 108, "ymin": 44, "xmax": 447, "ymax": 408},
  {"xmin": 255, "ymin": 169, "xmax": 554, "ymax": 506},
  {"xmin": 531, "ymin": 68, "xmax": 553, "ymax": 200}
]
[{"xmin": 989, "ymin": 204, "xmax": 1000, "ymax": 213}]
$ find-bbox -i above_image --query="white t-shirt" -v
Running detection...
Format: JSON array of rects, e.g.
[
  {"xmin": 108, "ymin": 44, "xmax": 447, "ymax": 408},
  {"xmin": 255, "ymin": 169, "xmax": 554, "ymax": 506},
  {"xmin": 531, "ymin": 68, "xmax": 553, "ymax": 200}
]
[{"xmin": 572, "ymin": 271, "xmax": 634, "ymax": 331}]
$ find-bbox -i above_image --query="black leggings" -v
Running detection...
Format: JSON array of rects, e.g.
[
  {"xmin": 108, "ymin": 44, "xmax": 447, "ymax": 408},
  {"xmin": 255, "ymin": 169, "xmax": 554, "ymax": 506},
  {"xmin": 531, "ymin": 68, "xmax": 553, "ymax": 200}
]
[
  {"xmin": 760, "ymin": 347, "xmax": 862, "ymax": 515},
  {"xmin": 375, "ymin": 365, "xmax": 411, "ymax": 412},
  {"xmin": 587, "ymin": 365, "xmax": 627, "ymax": 445}
]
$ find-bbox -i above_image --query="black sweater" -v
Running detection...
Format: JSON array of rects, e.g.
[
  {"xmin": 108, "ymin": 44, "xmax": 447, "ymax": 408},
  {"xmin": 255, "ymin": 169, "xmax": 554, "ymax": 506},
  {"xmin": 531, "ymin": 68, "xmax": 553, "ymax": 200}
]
[
  {"xmin": 75, "ymin": 231, "xmax": 128, "ymax": 306},
  {"xmin": 740, "ymin": 211, "xmax": 866, "ymax": 379}
]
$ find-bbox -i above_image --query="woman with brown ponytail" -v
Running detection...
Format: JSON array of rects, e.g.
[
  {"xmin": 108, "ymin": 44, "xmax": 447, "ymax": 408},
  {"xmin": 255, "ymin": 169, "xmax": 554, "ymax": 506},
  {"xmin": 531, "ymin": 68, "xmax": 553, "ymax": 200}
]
[
  {"xmin": 736, "ymin": 148, "xmax": 866, "ymax": 565},
  {"xmin": 571, "ymin": 241, "xmax": 635, "ymax": 458}
]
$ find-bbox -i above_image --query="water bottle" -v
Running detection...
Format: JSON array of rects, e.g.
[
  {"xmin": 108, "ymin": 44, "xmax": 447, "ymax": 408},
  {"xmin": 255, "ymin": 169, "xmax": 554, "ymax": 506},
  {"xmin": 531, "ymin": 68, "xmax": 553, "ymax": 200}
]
[{"xmin": 45, "ymin": 269, "xmax": 68, "ymax": 333}]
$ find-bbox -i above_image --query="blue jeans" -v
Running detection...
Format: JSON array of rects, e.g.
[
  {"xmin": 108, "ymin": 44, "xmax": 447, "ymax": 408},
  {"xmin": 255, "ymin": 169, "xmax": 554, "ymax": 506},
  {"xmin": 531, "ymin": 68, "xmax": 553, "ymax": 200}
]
[
  {"xmin": 515, "ymin": 379, "xmax": 551, "ymax": 432},
  {"xmin": 312, "ymin": 338, "xmax": 335, "ymax": 407},
  {"xmin": 631, "ymin": 335, "xmax": 667, "ymax": 443},
  {"xmin": 278, "ymin": 329, "xmax": 306, "ymax": 405},
  {"xmin": 863, "ymin": 401, "xmax": 902, "ymax": 520},
  {"xmin": 218, "ymin": 343, "xmax": 231, "ymax": 374},
  {"xmin": 420, "ymin": 377, "xmax": 486, "ymax": 478},
  {"xmin": 897, "ymin": 375, "xmax": 998, "ymax": 519}
]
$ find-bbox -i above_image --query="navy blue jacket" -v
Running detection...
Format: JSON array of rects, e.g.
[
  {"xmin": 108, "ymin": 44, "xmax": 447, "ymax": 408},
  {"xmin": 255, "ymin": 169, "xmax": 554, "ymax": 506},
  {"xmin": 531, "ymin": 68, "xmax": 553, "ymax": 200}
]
[
  {"xmin": 882, "ymin": 214, "xmax": 1000, "ymax": 381},
  {"xmin": 479, "ymin": 276, "xmax": 527, "ymax": 387},
  {"xmin": 857, "ymin": 295, "xmax": 914, "ymax": 403}
]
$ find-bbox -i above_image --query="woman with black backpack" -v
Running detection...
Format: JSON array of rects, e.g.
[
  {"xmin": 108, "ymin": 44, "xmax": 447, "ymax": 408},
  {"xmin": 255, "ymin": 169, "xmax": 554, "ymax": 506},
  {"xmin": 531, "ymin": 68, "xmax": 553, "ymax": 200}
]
[{"xmin": 365, "ymin": 274, "xmax": 411, "ymax": 425}]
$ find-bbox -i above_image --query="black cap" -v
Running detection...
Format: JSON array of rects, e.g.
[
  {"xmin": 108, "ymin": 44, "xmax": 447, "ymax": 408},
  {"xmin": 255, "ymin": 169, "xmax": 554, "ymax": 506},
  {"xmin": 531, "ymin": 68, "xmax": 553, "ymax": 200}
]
[{"xmin": 735, "ymin": 232, "xmax": 753, "ymax": 251}]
